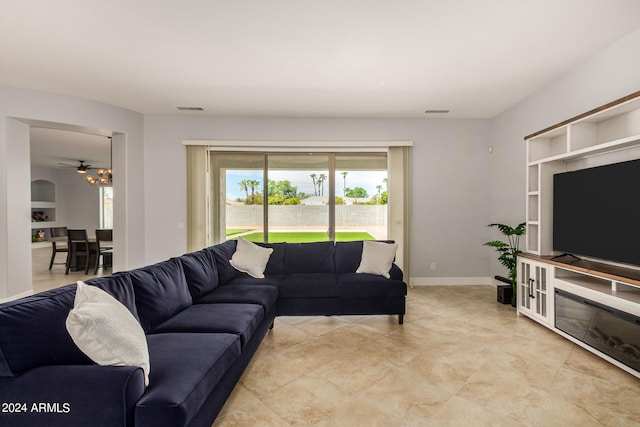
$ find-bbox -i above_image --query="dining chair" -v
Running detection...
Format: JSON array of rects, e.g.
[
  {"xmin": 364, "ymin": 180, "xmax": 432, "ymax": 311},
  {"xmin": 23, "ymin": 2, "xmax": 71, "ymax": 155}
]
[
  {"xmin": 65, "ymin": 229, "xmax": 94, "ymax": 275},
  {"xmin": 48, "ymin": 226, "xmax": 68, "ymax": 270},
  {"xmin": 94, "ymin": 229, "xmax": 113, "ymax": 274}
]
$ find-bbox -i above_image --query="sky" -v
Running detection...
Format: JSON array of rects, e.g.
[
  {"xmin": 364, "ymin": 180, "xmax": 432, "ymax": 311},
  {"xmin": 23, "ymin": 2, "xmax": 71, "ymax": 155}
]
[{"xmin": 227, "ymin": 170, "xmax": 388, "ymax": 200}]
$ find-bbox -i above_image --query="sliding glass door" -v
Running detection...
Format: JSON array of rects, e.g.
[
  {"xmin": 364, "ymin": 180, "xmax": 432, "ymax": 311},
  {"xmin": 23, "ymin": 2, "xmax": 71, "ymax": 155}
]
[
  {"xmin": 210, "ymin": 151, "xmax": 388, "ymax": 244},
  {"xmin": 210, "ymin": 153, "xmax": 265, "ymax": 243},
  {"xmin": 335, "ymin": 154, "xmax": 388, "ymax": 240},
  {"xmin": 266, "ymin": 153, "xmax": 330, "ymax": 242}
]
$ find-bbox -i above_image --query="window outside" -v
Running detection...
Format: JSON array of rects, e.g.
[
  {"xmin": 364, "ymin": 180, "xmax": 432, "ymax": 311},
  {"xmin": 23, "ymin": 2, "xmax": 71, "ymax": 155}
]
[
  {"xmin": 100, "ymin": 186, "xmax": 113, "ymax": 229},
  {"xmin": 213, "ymin": 152, "xmax": 387, "ymax": 244}
]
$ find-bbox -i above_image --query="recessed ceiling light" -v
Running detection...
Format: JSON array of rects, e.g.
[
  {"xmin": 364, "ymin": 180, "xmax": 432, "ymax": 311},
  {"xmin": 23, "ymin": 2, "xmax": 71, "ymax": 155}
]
[
  {"xmin": 176, "ymin": 106, "xmax": 204, "ymax": 111},
  {"xmin": 424, "ymin": 109, "xmax": 450, "ymax": 114}
]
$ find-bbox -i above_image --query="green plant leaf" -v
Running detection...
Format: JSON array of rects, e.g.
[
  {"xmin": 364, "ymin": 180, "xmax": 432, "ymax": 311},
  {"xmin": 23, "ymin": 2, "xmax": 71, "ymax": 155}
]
[
  {"xmin": 484, "ymin": 222, "xmax": 526, "ymax": 287},
  {"xmin": 483, "ymin": 240, "xmax": 508, "ymax": 249}
]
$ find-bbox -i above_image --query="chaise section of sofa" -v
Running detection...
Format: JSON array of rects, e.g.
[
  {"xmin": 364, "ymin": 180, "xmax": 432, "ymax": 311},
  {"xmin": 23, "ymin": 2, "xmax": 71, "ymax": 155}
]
[{"xmin": 127, "ymin": 255, "xmax": 277, "ymax": 427}]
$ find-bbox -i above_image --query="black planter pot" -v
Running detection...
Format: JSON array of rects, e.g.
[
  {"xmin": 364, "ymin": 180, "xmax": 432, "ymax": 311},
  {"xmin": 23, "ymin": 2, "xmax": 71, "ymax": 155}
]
[{"xmin": 495, "ymin": 276, "xmax": 516, "ymax": 308}]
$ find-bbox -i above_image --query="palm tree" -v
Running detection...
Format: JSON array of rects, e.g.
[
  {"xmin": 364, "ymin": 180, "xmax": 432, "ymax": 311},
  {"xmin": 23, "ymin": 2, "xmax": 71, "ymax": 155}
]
[
  {"xmin": 310, "ymin": 173, "xmax": 318, "ymax": 196},
  {"xmin": 248, "ymin": 180, "xmax": 260, "ymax": 204},
  {"xmin": 341, "ymin": 171, "xmax": 348, "ymax": 196},
  {"xmin": 376, "ymin": 184, "xmax": 382, "ymax": 197},
  {"xmin": 239, "ymin": 179, "xmax": 249, "ymax": 203},
  {"xmin": 318, "ymin": 173, "xmax": 327, "ymax": 197}
]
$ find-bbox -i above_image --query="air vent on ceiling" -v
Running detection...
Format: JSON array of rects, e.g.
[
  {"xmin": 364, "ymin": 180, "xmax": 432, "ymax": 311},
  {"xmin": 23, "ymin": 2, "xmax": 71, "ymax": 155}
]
[
  {"xmin": 176, "ymin": 106, "xmax": 204, "ymax": 111},
  {"xmin": 424, "ymin": 109, "xmax": 450, "ymax": 114}
]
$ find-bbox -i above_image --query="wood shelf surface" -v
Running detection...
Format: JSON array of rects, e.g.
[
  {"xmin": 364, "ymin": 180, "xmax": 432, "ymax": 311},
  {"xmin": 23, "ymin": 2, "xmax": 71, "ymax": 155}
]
[
  {"xmin": 524, "ymin": 90, "xmax": 640, "ymax": 140},
  {"xmin": 519, "ymin": 253, "xmax": 640, "ymax": 287}
]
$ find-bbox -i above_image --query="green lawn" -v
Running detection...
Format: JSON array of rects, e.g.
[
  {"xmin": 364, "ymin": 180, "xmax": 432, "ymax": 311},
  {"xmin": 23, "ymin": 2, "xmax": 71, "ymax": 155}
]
[{"xmin": 238, "ymin": 231, "xmax": 375, "ymax": 243}]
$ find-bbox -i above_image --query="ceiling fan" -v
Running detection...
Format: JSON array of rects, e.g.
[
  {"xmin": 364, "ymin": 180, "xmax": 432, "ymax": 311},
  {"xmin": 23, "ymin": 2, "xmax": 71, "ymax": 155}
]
[{"xmin": 57, "ymin": 160, "xmax": 97, "ymax": 174}]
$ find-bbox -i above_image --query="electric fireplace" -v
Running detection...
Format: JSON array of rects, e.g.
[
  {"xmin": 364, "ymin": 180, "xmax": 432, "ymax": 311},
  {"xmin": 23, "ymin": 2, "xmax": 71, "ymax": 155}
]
[{"xmin": 555, "ymin": 289, "xmax": 640, "ymax": 372}]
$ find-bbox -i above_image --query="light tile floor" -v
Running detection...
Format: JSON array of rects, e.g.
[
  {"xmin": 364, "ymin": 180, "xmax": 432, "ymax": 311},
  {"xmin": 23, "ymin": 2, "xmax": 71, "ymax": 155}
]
[
  {"xmin": 30, "ymin": 249, "xmax": 640, "ymax": 426},
  {"xmin": 32, "ymin": 244, "xmax": 108, "ymax": 294},
  {"xmin": 214, "ymin": 286, "xmax": 640, "ymax": 427}
]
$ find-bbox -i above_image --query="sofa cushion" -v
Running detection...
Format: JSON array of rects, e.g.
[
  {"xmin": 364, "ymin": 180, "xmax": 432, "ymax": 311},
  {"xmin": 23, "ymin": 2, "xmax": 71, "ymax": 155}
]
[
  {"xmin": 197, "ymin": 284, "xmax": 279, "ymax": 309},
  {"xmin": 357, "ymin": 240, "xmax": 399, "ymax": 278},
  {"xmin": 129, "ymin": 258, "xmax": 192, "ymax": 332},
  {"xmin": 230, "ymin": 237, "xmax": 273, "ymax": 278},
  {"xmin": 259, "ymin": 242, "xmax": 286, "ymax": 275},
  {"xmin": 225, "ymin": 274, "xmax": 284, "ymax": 288},
  {"xmin": 86, "ymin": 272, "xmax": 140, "ymax": 321},
  {"xmin": 149, "ymin": 303, "xmax": 264, "ymax": 347},
  {"xmin": 178, "ymin": 249, "xmax": 220, "ymax": 301},
  {"xmin": 284, "ymin": 241, "xmax": 335, "ymax": 274},
  {"xmin": 334, "ymin": 241, "xmax": 364, "ymax": 274},
  {"xmin": 205, "ymin": 240, "xmax": 238, "ymax": 285},
  {"xmin": 0, "ymin": 285, "xmax": 91, "ymax": 376},
  {"xmin": 337, "ymin": 273, "xmax": 407, "ymax": 298},
  {"xmin": 389, "ymin": 264, "xmax": 404, "ymax": 281},
  {"xmin": 278, "ymin": 273, "xmax": 337, "ymax": 298},
  {"xmin": 136, "ymin": 333, "xmax": 241, "ymax": 427},
  {"xmin": 65, "ymin": 281, "xmax": 150, "ymax": 386}
]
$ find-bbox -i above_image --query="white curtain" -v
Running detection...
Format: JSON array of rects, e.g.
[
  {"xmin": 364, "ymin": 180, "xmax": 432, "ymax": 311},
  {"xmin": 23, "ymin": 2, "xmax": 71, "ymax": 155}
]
[
  {"xmin": 388, "ymin": 146, "xmax": 412, "ymax": 282},
  {"xmin": 186, "ymin": 145, "xmax": 208, "ymax": 252}
]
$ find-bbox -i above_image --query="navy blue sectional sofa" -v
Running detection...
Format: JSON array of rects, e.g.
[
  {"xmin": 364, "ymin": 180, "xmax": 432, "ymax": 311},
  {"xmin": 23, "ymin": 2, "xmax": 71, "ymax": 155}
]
[{"xmin": 0, "ymin": 240, "xmax": 406, "ymax": 427}]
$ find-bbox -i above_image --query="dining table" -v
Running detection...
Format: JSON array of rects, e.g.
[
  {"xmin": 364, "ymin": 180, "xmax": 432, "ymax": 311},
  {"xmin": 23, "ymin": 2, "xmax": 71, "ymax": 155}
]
[{"xmin": 52, "ymin": 235, "xmax": 112, "ymax": 272}]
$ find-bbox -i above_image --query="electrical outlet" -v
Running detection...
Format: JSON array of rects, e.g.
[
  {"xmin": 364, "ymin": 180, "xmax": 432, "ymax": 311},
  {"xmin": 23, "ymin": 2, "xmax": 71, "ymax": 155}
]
[{"xmin": 430, "ymin": 262, "xmax": 436, "ymax": 271}]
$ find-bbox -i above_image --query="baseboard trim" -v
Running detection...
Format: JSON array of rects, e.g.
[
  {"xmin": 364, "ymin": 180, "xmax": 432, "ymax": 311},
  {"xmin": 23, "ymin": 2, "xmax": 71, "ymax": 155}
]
[
  {"xmin": 410, "ymin": 277, "xmax": 494, "ymax": 286},
  {"xmin": 0, "ymin": 289, "xmax": 33, "ymax": 303}
]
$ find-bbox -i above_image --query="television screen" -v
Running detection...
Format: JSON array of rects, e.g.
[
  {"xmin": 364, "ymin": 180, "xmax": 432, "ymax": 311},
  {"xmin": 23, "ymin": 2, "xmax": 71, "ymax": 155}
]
[{"xmin": 553, "ymin": 158, "xmax": 640, "ymax": 267}]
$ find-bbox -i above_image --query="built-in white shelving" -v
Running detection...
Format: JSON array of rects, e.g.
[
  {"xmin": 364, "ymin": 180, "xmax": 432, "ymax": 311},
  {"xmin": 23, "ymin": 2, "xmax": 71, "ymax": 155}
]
[
  {"xmin": 31, "ymin": 179, "xmax": 57, "ymax": 236},
  {"xmin": 525, "ymin": 92, "xmax": 640, "ymax": 256},
  {"xmin": 520, "ymin": 91, "xmax": 640, "ymax": 379}
]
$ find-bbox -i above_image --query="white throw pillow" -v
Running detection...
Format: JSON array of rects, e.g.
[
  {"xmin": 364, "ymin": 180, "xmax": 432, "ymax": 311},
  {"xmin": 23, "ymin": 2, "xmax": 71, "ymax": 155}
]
[
  {"xmin": 66, "ymin": 281, "xmax": 150, "ymax": 386},
  {"xmin": 356, "ymin": 241, "xmax": 398, "ymax": 279},
  {"xmin": 229, "ymin": 237, "xmax": 273, "ymax": 279}
]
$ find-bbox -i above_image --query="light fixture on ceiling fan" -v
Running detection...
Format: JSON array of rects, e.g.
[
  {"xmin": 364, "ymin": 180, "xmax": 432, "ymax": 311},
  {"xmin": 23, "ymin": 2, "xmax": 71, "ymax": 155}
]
[
  {"xmin": 57, "ymin": 160, "xmax": 94, "ymax": 173},
  {"xmin": 86, "ymin": 137, "xmax": 113, "ymax": 186}
]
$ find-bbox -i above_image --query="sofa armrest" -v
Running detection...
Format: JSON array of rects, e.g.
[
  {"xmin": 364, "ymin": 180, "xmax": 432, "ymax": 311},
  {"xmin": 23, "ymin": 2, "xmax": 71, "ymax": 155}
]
[
  {"xmin": 389, "ymin": 263, "xmax": 404, "ymax": 281},
  {"xmin": 0, "ymin": 365, "xmax": 145, "ymax": 427}
]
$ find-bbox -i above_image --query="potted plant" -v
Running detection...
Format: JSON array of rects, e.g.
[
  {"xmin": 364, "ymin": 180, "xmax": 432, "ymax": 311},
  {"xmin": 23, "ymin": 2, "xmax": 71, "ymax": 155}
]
[{"xmin": 483, "ymin": 222, "xmax": 526, "ymax": 305}]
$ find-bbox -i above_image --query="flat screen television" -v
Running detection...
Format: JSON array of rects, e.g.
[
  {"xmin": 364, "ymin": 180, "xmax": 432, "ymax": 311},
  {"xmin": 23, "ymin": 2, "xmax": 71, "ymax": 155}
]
[{"xmin": 553, "ymin": 158, "xmax": 640, "ymax": 267}]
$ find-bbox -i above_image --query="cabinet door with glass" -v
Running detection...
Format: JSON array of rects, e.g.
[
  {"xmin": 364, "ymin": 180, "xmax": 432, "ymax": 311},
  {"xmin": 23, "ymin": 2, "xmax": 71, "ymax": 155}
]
[{"xmin": 517, "ymin": 257, "xmax": 553, "ymax": 326}]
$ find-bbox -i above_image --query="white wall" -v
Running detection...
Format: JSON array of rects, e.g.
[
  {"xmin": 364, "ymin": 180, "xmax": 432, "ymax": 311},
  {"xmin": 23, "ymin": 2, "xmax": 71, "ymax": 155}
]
[
  {"xmin": 144, "ymin": 116, "xmax": 493, "ymax": 281},
  {"xmin": 0, "ymin": 87, "xmax": 145, "ymax": 299},
  {"xmin": 488, "ymin": 27, "xmax": 640, "ymax": 278},
  {"xmin": 56, "ymin": 170, "xmax": 102, "ymax": 233},
  {"xmin": 30, "ymin": 166, "xmax": 102, "ymax": 233}
]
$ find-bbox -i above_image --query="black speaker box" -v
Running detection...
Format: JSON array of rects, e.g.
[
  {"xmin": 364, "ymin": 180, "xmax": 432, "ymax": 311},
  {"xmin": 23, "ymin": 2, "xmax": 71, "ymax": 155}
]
[{"xmin": 497, "ymin": 284, "xmax": 513, "ymax": 304}]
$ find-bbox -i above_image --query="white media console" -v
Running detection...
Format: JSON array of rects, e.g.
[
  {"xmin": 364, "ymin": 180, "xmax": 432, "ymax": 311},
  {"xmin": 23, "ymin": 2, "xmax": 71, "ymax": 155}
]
[{"xmin": 519, "ymin": 91, "xmax": 640, "ymax": 378}]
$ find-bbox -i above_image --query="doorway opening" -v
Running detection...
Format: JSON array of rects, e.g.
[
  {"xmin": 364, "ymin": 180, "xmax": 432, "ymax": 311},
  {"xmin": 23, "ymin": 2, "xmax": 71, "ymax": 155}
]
[{"xmin": 30, "ymin": 126, "xmax": 115, "ymax": 293}]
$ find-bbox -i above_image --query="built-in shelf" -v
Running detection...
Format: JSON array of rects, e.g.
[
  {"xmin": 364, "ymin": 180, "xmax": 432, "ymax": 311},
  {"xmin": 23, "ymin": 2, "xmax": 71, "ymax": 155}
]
[
  {"xmin": 30, "ymin": 179, "xmax": 57, "ymax": 238},
  {"xmin": 527, "ymin": 165, "xmax": 539, "ymax": 192},
  {"xmin": 528, "ymin": 127, "xmax": 568, "ymax": 162},
  {"xmin": 521, "ymin": 253, "xmax": 640, "ymax": 319},
  {"xmin": 31, "ymin": 179, "xmax": 55, "ymax": 202}
]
